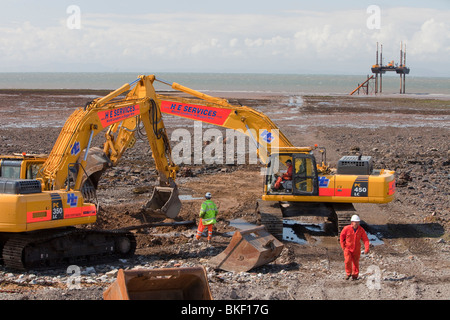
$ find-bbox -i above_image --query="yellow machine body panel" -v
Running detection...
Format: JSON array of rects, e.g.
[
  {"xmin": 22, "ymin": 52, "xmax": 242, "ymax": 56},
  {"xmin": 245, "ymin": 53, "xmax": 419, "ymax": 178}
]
[
  {"xmin": 262, "ymin": 150, "xmax": 395, "ymax": 205},
  {"xmin": 263, "ymin": 171, "xmax": 395, "ymax": 204},
  {"xmin": 0, "ymin": 191, "xmax": 96, "ymax": 233}
]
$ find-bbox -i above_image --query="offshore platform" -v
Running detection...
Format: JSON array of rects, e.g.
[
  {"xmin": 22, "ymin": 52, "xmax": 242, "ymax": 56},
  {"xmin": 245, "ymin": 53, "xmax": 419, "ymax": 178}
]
[{"xmin": 350, "ymin": 42, "xmax": 410, "ymax": 95}]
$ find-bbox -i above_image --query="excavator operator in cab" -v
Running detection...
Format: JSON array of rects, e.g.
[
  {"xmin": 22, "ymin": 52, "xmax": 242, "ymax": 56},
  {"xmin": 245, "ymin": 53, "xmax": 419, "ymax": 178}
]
[{"xmin": 273, "ymin": 159, "xmax": 293, "ymax": 190}]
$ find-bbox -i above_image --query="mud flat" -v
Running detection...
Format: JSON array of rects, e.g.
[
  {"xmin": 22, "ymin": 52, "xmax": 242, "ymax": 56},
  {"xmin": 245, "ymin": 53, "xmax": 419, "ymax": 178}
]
[{"xmin": 0, "ymin": 89, "xmax": 449, "ymax": 301}]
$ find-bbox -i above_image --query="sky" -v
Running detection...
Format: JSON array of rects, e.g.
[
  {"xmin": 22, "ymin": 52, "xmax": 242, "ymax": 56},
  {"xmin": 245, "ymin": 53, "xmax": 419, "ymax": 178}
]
[{"xmin": 0, "ymin": 0, "xmax": 449, "ymax": 76}]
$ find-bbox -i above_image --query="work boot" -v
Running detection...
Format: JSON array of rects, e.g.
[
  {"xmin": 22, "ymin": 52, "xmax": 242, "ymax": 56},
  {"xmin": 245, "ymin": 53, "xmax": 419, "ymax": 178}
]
[
  {"xmin": 345, "ymin": 275, "xmax": 351, "ymax": 280},
  {"xmin": 352, "ymin": 275, "xmax": 359, "ymax": 280}
]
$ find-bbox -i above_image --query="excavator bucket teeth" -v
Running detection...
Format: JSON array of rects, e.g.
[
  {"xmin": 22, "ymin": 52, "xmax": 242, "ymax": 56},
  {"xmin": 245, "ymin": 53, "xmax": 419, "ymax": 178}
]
[
  {"xmin": 144, "ymin": 185, "xmax": 182, "ymax": 219},
  {"xmin": 209, "ymin": 226, "xmax": 284, "ymax": 273},
  {"xmin": 103, "ymin": 267, "xmax": 212, "ymax": 300}
]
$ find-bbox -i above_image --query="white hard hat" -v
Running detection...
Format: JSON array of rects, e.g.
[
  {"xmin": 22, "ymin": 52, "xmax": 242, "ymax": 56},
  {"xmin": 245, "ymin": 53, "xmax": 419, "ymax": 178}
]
[
  {"xmin": 205, "ymin": 192, "xmax": 212, "ymax": 199},
  {"xmin": 351, "ymin": 215, "xmax": 361, "ymax": 222}
]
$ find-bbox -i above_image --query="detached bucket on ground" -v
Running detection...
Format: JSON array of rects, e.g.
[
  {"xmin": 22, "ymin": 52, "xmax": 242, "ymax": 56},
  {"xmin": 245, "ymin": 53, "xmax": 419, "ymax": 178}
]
[
  {"xmin": 103, "ymin": 267, "xmax": 212, "ymax": 300},
  {"xmin": 143, "ymin": 185, "xmax": 182, "ymax": 219},
  {"xmin": 209, "ymin": 226, "xmax": 284, "ymax": 272}
]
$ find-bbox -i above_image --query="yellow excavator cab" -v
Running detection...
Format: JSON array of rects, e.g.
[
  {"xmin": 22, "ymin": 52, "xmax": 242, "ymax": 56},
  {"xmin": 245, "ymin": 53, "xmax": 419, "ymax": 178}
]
[{"xmin": 0, "ymin": 154, "xmax": 46, "ymax": 180}]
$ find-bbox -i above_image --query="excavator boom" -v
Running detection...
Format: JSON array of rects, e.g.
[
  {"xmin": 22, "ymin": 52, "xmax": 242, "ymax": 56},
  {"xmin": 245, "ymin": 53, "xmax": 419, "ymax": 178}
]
[
  {"xmin": 155, "ymin": 78, "xmax": 295, "ymax": 164},
  {"xmin": 38, "ymin": 76, "xmax": 176, "ymax": 190}
]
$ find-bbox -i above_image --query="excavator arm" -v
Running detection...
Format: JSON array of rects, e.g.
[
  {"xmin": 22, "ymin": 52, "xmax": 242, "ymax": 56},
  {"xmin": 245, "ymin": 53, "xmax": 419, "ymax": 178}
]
[
  {"xmin": 154, "ymin": 79, "xmax": 299, "ymax": 164},
  {"xmin": 37, "ymin": 75, "xmax": 178, "ymax": 194},
  {"xmin": 101, "ymin": 76, "xmax": 178, "ymax": 184}
]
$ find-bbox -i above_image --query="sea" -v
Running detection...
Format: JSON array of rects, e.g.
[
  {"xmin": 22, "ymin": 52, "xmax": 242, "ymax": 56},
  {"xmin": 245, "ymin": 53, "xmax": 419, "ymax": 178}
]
[{"xmin": 0, "ymin": 72, "xmax": 449, "ymax": 96}]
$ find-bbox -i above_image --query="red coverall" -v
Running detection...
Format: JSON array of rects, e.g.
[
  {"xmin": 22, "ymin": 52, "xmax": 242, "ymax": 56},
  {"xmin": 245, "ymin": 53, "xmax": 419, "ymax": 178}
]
[
  {"xmin": 340, "ymin": 225, "xmax": 370, "ymax": 278},
  {"xmin": 274, "ymin": 164, "xmax": 293, "ymax": 189}
]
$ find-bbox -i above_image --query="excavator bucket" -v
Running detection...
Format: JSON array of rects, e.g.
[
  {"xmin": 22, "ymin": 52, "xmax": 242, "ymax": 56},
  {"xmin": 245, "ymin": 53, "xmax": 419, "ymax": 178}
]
[
  {"xmin": 209, "ymin": 226, "xmax": 284, "ymax": 273},
  {"xmin": 144, "ymin": 185, "xmax": 182, "ymax": 219},
  {"xmin": 103, "ymin": 267, "xmax": 212, "ymax": 300}
]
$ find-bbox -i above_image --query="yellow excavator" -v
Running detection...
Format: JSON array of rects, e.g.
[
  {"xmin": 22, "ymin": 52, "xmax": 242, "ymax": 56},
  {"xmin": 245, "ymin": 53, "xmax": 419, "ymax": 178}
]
[
  {"xmin": 151, "ymin": 76, "xmax": 395, "ymax": 239},
  {"xmin": 0, "ymin": 76, "xmax": 181, "ymax": 269},
  {"xmin": 0, "ymin": 75, "xmax": 395, "ymax": 270}
]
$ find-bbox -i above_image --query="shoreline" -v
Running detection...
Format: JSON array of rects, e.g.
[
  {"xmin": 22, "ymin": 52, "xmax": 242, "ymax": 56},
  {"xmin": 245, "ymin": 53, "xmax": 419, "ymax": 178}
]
[{"xmin": 0, "ymin": 88, "xmax": 449, "ymax": 101}]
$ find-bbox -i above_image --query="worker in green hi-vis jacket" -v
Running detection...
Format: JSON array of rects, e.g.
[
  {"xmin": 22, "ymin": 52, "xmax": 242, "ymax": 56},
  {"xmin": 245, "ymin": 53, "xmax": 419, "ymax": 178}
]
[{"xmin": 195, "ymin": 192, "xmax": 218, "ymax": 242}]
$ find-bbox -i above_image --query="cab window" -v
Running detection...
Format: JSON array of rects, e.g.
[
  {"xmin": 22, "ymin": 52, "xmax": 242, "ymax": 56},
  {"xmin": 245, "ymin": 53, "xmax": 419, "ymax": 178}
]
[
  {"xmin": 1, "ymin": 165, "xmax": 21, "ymax": 179},
  {"xmin": 293, "ymin": 156, "xmax": 317, "ymax": 194},
  {"xmin": 26, "ymin": 163, "xmax": 42, "ymax": 179}
]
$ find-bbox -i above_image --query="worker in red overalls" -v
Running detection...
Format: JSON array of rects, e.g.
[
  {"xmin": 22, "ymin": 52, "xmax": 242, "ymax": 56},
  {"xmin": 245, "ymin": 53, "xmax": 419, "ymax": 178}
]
[
  {"xmin": 340, "ymin": 215, "xmax": 370, "ymax": 280},
  {"xmin": 273, "ymin": 159, "xmax": 293, "ymax": 190}
]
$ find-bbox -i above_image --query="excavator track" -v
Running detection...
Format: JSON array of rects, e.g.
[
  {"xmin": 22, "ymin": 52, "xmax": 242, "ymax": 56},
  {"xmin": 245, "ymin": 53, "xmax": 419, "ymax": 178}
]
[
  {"xmin": 256, "ymin": 201, "xmax": 356, "ymax": 240},
  {"xmin": 1, "ymin": 228, "xmax": 136, "ymax": 271},
  {"xmin": 331, "ymin": 203, "xmax": 356, "ymax": 236},
  {"xmin": 337, "ymin": 213, "xmax": 352, "ymax": 234},
  {"xmin": 256, "ymin": 200, "xmax": 283, "ymax": 240}
]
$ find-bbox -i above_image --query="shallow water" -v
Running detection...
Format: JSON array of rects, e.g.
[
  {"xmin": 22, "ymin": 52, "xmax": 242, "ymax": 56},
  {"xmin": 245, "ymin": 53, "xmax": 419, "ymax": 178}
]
[
  {"xmin": 229, "ymin": 218, "xmax": 384, "ymax": 246},
  {"xmin": 1, "ymin": 73, "xmax": 449, "ymax": 95}
]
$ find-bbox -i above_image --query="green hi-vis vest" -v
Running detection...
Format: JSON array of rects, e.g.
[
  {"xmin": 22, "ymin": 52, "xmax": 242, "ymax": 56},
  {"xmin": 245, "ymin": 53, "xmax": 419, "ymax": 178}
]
[{"xmin": 199, "ymin": 200, "xmax": 218, "ymax": 225}]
